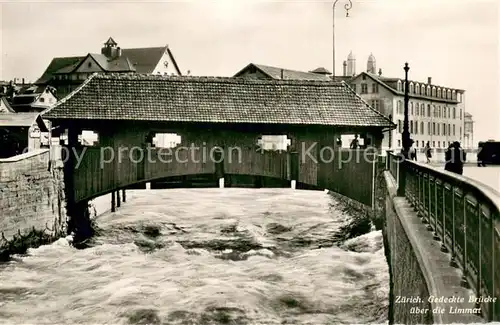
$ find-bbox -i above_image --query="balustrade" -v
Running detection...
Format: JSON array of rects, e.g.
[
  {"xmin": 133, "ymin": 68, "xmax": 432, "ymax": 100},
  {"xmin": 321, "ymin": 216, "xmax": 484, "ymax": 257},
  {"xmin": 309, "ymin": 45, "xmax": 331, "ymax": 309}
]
[{"xmin": 387, "ymin": 152, "xmax": 500, "ymax": 321}]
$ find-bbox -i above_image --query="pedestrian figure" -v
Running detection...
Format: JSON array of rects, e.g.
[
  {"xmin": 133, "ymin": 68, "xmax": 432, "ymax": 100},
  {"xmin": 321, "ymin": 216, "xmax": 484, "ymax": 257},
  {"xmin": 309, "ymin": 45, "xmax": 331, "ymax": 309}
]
[
  {"xmin": 350, "ymin": 134, "xmax": 359, "ymax": 149},
  {"xmin": 410, "ymin": 142, "xmax": 418, "ymax": 161},
  {"xmin": 445, "ymin": 142, "xmax": 466, "ymax": 175},
  {"xmin": 424, "ymin": 141, "xmax": 432, "ymax": 163},
  {"xmin": 477, "ymin": 144, "xmax": 486, "ymax": 167}
]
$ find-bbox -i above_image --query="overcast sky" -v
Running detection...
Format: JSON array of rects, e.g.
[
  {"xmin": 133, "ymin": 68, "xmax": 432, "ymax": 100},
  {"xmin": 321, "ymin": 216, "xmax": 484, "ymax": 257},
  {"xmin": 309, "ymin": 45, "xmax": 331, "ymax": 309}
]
[{"xmin": 1, "ymin": 0, "xmax": 499, "ymax": 141}]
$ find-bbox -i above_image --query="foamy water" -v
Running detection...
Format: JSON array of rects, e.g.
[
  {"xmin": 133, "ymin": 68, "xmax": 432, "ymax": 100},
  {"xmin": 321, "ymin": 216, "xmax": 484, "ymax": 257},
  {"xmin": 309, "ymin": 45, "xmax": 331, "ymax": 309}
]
[{"xmin": 0, "ymin": 188, "xmax": 389, "ymax": 324}]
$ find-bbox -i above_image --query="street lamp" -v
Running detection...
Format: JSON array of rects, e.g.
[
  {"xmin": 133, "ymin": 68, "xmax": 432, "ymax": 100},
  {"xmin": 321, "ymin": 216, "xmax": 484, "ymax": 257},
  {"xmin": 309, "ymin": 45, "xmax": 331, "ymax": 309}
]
[
  {"xmin": 397, "ymin": 62, "xmax": 411, "ymax": 197},
  {"xmin": 401, "ymin": 62, "xmax": 411, "ymax": 159},
  {"xmin": 332, "ymin": 0, "xmax": 353, "ymax": 79}
]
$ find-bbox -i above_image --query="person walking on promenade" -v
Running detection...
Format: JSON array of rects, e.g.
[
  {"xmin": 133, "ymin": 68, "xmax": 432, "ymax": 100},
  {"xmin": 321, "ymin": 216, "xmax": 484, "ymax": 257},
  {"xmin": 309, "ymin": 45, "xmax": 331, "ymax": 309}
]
[
  {"xmin": 350, "ymin": 134, "xmax": 359, "ymax": 149},
  {"xmin": 445, "ymin": 142, "xmax": 466, "ymax": 175},
  {"xmin": 410, "ymin": 142, "xmax": 418, "ymax": 161},
  {"xmin": 424, "ymin": 141, "xmax": 432, "ymax": 163}
]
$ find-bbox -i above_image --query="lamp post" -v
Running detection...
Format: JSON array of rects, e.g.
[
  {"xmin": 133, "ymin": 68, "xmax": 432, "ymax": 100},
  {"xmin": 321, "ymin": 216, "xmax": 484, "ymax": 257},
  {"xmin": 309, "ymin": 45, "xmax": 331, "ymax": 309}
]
[
  {"xmin": 398, "ymin": 62, "xmax": 411, "ymax": 197},
  {"xmin": 332, "ymin": 0, "xmax": 353, "ymax": 79},
  {"xmin": 402, "ymin": 62, "xmax": 411, "ymax": 159}
]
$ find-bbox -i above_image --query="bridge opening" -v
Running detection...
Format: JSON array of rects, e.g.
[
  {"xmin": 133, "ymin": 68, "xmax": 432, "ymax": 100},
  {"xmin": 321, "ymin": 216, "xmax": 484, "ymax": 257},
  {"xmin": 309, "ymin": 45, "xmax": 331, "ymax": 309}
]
[
  {"xmin": 256, "ymin": 135, "xmax": 291, "ymax": 152},
  {"xmin": 150, "ymin": 132, "xmax": 182, "ymax": 149},
  {"xmin": 340, "ymin": 133, "xmax": 373, "ymax": 149},
  {"xmin": 78, "ymin": 130, "xmax": 99, "ymax": 146}
]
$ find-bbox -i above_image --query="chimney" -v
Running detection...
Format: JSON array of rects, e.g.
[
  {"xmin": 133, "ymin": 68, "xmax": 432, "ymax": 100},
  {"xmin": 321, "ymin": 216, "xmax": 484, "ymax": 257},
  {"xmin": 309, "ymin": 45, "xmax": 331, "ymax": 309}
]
[
  {"xmin": 342, "ymin": 61, "xmax": 347, "ymax": 76},
  {"xmin": 428, "ymin": 77, "xmax": 432, "ymax": 85},
  {"xmin": 378, "ymin": 68, "xmax": 382, "ymax": 77},
  {"xmin": 280, "ymin": 69, "xmax": 284, "ymax": 79},
  {"xmin": 22, "ymin": 78, "xmax": 25, "ymax": 85},
  {"xmin": 116, "ymin": 47, "xmax": 122, "ymax": 58}
]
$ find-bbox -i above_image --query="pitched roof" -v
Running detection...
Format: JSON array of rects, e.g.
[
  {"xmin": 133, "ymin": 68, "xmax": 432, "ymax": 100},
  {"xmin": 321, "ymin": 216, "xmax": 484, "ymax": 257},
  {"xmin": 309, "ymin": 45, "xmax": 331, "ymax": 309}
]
[
  {"xmin": 0, "ymin": 97, "xmax": 15, "ymax": 113},
  {"xmin": 309, "ymin": 67, "xmax": 331, "ymax": 74},
  {"xmin": 36, "ymin": 45, "xmax": 182, "ymax": 83},
  {"xmin": 42, "ymin": 73, "xmax": 395, "ymax": 129},
  {"xmin": 0, "ymin": 112, "xmax": 47, "ymax": 130},
  {"xmin": 353, "ymin": 72, "xmax": 462, "ymax": 103},
  {"xmin": 35, "ymin": 56, "xmax": 85, "ymax": 84},
  {"xmin": 234, "ymin": 63, "xmax": 332, "ymax": 81}
]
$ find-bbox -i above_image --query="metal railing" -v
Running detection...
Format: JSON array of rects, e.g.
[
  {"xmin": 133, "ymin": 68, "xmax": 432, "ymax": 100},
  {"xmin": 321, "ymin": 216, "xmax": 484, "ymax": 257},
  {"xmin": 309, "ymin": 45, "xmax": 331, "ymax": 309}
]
[{"xmin": 387, "ymin": 151, "xmax": 500, "ymax": 321}]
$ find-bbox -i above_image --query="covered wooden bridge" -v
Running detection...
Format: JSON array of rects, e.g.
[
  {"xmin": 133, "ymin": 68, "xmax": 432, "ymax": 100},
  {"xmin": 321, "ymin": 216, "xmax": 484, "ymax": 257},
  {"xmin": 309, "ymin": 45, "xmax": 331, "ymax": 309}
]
[{"xmin": 42, "ymin": 73, "xmax": 395, "ymax": 236}]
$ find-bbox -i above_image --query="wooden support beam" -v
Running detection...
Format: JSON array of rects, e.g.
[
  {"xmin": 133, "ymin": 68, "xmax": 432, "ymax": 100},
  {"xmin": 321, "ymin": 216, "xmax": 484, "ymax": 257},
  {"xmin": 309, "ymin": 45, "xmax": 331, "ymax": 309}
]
[
  {"xmin": 111, "ymin": 191, "xmax": 116, "ymax": 212},
  {"xmin": 122, "ymin": 189, "xmax": 126, "ymax": 202},
  {"xmin": 116, "ymin": 190, "xmax": 121, "ymax": 208}
]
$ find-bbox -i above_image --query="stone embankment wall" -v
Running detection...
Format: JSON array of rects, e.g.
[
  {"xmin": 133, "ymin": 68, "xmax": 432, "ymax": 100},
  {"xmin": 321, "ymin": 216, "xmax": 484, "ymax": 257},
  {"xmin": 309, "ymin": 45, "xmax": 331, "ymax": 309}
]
[
  {"xmin": 380, "ymin": 168, "xmax": 484, "ymax": 324},
  {"xmin": 0, "ymin": 149, "xmax": 67, "ymax": 245}
]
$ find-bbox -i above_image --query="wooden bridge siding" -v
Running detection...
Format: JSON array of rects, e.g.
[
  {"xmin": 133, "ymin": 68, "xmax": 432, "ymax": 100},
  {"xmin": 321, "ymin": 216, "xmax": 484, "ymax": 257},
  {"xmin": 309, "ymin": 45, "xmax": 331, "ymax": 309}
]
[
  {"xmin": 331, "ymin": 150, "xmax": 376, "ymax": 206},
  {"xmin": 70, "ymin": 124, "xmax": 383, "ymax": 205}
]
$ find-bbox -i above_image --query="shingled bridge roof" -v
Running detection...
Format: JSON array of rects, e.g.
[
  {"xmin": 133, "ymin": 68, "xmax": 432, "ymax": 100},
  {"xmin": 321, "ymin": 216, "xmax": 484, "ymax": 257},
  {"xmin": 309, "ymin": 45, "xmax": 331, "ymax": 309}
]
[{"xmin": 42, "ymin": 73, "xmax": 395, "ymax": 129}]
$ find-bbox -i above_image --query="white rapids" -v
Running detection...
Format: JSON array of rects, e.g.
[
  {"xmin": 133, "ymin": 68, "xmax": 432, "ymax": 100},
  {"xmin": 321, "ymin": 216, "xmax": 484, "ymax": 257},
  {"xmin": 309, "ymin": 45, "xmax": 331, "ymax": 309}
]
[{"xmin": 0, "ymin": 188, "xmax": 389, "ymax": 324}]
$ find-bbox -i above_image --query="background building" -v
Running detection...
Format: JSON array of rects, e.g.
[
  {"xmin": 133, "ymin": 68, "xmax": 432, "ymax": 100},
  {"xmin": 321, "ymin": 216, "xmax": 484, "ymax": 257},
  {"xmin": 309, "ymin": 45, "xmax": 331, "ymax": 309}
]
[
  {"xmin": 347, "ymin": 53, "xmax": 465, "ymax": 151},
  {"xmin": 463, "ymin": 112, "xmax": 475, "ymax": 148},
  {"xmin": 35, "ymin": 37, "xmax": 183, "ymax": 100}
]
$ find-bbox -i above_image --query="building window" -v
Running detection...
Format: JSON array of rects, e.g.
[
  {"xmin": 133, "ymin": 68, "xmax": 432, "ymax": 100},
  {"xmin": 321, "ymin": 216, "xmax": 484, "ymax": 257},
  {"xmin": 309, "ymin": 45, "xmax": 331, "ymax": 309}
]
[
  {"xmin": 438, "ymin": 142, "xmax": 441, "ymax": 148},
  {"xmin": 460, "ymin": 109, "xmax": 462, "ymax": 120},
  {"xmin": 372, "ymin": 83, "xmax": 379, "ymax": 93},
  {"xmin": 88, "ymin": 62, "xmax": 92, "ymax": 68},
  {"xmin": 428, "ymin": 122, "xmax": 431, "ymax": 135},
  {"xmin": 421, "ymin": 104, "xmax": 425, "ymax": 116},
  {"xmin": 433, "ymin": 122, "xmax": 436, "ymax": 135},
  {"xmin": 443, "ymin": 141, "xmax": 445, "ymax": 147},
  {"xmin": 421, "ymin": 141, "xmax": 424, "ymax": 147},
  {"xmin": 437, "ymin": 88, "xmax": 441, "ymax": 98},
  {"xmin": 362, "ymin": 74, "xmax": 366, "ymax": 80},
  {"xmin": 371, "ymin": 99, "xmax": 379, "ymax": 110},
  {"xmin": 416, "ymin": 141, "xmax": 419, "ymax": 147},
  {"xmin": 420, "ymin": 122, "xmax": 424, "ymax": 135},
  {"xmin": 361, "ymin": 84, "xmax": 368, "ymax": 94},
  {"xmin": 397, "ymin": 100, "xmax": 402, "ymax": 114},
  {"xmin": 453, "ymin": 107, "xmax": 456, "ymax": 119},
  {"xmin": 40, "ymin": 97, "xmax": 45, "ymax": 103},
  {"xmin": 453, "ymin": 125, "xmax": 456, "ymax": 136},
  {"xmin": 398, "ymin": 120, "xmax": 402, "ymax": 133},
  {"xmin": 397, "ymin": 80, "xmax": 402, "ymax": 91},
  {"xmin": 427, "ymin": 104, "xmax": 431, "ymax": 117},
  {"xmin": 427, "ymin": 86, "xmax": 431, "ymax": 96},
  {"xmin": 416, "ymin": 104, "xmax": 419, "ymax": 116},
  {"xmin": 410, "ymin": 102, "xmax": 414, "ymax": 115},
  {"xmin": 415, "ymin": 121, "xmax": 418, "ymax": 134},
  {"xmin": 352, "ymin": 84, "xmax": 356, "ymax": 92},
  {"xmin": 410, "ymin": 120, "xmax": 414, "ymax": 133},
  {"xmin": 432, "ymin": 87, "xmax": 436, "ymax": 97},
  {"xmin": 443, "ymin": 123, "xmax": 446, "ymax": 135},
  {"xmin": 398, "ymin": 140, "xmax": 401, "ymax": 147},
  {"xmin": 433, "ymin": 141, "xmax": 435, "ymax": 147},
  {"xmin": 448, "ymin": 124, "xmax": 451, "ymax": 136},
  {"xmin": 437, "ymin": 124, "xmax": 440, "ymax": 136},
  {"xmin": 410, "ymin": 83, "xmax": 414, "ymax": 93},
  {"xmin": 416, "ymin": 84, "xmax": 420, "ymax": 94},
  {"xmin": 460, "ymin": 127, "xmax": 462, "ymax": 138}
]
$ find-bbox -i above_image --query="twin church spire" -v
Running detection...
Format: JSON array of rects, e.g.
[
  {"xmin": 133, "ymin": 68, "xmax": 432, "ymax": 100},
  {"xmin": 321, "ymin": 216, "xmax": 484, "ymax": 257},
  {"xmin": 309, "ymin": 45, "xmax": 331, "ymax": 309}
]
[{"xmin": 342, "ymin": 52, "xmax": 378, "ymax": 76}]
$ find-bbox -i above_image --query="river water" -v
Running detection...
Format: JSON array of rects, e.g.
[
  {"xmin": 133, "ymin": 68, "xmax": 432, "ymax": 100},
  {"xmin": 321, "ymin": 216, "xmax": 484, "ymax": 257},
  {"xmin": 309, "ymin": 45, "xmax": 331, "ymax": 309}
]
[{"xmin": 0, "ymin": 188, "xmax": 389, "ymax": 324}]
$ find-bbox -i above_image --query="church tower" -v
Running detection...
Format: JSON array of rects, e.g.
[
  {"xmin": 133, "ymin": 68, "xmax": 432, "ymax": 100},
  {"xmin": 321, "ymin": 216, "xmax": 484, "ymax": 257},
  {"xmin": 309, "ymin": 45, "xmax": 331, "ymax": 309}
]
[
  {"xmin": 347, "ymin": 51, "xmax": 356, "ymax": 76},
  {"xmin": 367, "ymin": 53, "xmax": 376, "ymax": 74}
]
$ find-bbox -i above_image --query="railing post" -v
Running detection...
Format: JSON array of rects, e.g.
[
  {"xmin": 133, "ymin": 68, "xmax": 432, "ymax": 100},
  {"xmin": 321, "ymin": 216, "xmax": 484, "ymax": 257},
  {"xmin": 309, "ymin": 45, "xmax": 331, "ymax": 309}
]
[
  {"xmin": 433, "ymin": 179, "xmax": 440, "ymax": 240},
  {"xmin": 441, "ymin": 184, "xmax": 448, "ymax": 252},
  {"xmin": 450, "ymin": 186, "xmax": 458, "ymax": 267},
  {"xmin": 397, "ymin": 157, "xmax": 405, "ymax": 196},
  {"xmin": 475, "ymin": 202, "xmax": 482, "ymax": 312},
  {"xmin": 290, "ymin": 151, "xmax": 299, "ymax": 189},
  {"xmin": 122, "ymin": 189, "xmax": 126, "ymax": 202},
  {"xmin": 116, "ymin": 190, "xmax": 121, "ymax": 208},
  {"xmin": 461, "ymin": 194, "xmax": 469, "ymax": 288}
]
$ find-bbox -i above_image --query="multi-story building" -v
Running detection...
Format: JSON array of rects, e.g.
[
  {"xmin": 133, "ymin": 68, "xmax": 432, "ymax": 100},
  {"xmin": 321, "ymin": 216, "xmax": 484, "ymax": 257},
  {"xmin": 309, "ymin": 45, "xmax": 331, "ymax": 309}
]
[
  {"xmin": 35, "ymin": 37, "xmax": 183, "ymax": 100},
  {"xmin": 347, "ymin": 53, "xmax": 465, "ymax": 151},
  {"xmin": 463, "ymin": 112, "xmax": 474, "ymax": 148}
]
